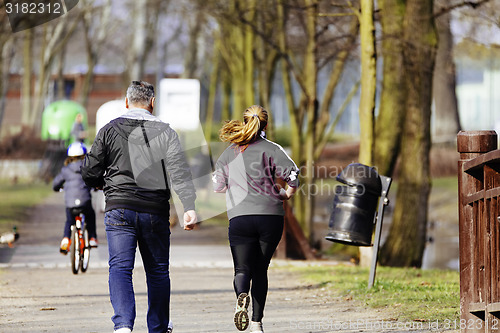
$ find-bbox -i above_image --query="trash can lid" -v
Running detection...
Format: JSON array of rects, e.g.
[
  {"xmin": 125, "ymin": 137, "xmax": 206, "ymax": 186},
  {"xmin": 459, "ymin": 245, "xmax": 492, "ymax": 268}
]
[{"xmin": 336, "ymin": 163, "xmax": 382, "ymax": 195}]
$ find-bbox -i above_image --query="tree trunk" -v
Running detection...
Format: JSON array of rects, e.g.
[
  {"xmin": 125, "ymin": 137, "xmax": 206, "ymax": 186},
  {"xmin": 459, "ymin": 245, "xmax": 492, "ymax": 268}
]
[
  {"xmin": 55, "ymin": 48, "xmax": 66, "ymax": 100},
  {"xmin": 126, "ymin": 0, "xmax": 148, "ymax": 83},
  {"xmin": 215, "ymin": 0, "xmax": 252, "ymax": 118},
  {"xmin": 277, "ymin": 0, "xmax": 305, "ymax": 228},
  {"xmin": 204, "ymin": 39, "xmax": 220, "ymax": 142},
  {"xmin": 302, "ymin": 0, "xmax": 318, "ymax": 243},
  {"xmin": 358, "ymin": 0, "xmax": 376, "ymax": 166},
  {"xmin": 256, "ymin": 49, "xmax": 278, "ymax": 140},
  {"xmin": 0, "ymin": 37, "xmax": 14, "ymax": 135},
  {"xmin": 277, "ymin": 1, "xmax": 301, "ymax": 163},
  {"xmin": 432, "ymin": 6, "xmax": 461, "ymax": 143},
  {"xmin": 80, "ymin": 52, "xmax": 96, "ymax": 108},
  {"xmin": 380, "ymin": 0, "xmax": 437, "ymax": 267},
  {"xmin": 221, "ymin": 70, "xmax": 232, "ymax": 122},
  {"xmin": 231, "ymin": 70, "xmax": 246, "ymax": 117},
  {"xmin": 31, "ymin": 25, "xmax": 51, "ymax": 128},
  {"xmin": 21, "ymin": 29, "xmax": 33, "ymax": 127},
  {"xmin": 183, "ymin": 6, "xmax": 204, "ymax": 79},
  {"xmin": 243, "ymin": 0, "xmax": 256, "ymax": 106},
  {"xmin": 373, "ymin": 0, "xmax": 406, "ymax": 177},
  {"xmin": 358, "ymin": 0, "xmax": 377, "ymax": 267},
  {"xmin": 80, "ymin": 0, "xmax": 112, "ymax": 108}
]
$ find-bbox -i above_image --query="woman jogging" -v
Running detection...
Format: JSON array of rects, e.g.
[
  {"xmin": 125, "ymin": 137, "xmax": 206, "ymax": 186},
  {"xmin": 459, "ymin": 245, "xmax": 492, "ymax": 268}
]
[{"xmin": 213, "ymin": 105, "xmax": 299, "ymax": 333}]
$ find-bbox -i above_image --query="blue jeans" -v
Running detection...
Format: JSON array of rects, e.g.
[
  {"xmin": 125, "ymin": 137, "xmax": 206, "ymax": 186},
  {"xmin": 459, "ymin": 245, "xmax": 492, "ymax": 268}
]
[{"xmin": 105, "ymin": 208, "xmax": 171, "ymax": 333}]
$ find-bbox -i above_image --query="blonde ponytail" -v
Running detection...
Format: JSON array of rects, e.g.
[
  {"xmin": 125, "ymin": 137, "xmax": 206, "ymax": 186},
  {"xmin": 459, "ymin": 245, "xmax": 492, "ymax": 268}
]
[{"xmin": 219, "ymin": 105, "xmax": 268, "ymax": 146}]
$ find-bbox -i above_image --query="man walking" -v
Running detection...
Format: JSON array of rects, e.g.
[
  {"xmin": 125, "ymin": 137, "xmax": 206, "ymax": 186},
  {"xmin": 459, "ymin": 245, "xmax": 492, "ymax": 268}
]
[{"xmin": 82, "ymin": 80, "xmax": 197, "ymax": 333}]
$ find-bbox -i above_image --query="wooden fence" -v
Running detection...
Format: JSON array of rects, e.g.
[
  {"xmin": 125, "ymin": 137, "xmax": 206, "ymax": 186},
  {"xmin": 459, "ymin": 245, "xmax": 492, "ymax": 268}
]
[{"xmin": 458, "ymin": 130, "xmax": 500, "ymax": 332}]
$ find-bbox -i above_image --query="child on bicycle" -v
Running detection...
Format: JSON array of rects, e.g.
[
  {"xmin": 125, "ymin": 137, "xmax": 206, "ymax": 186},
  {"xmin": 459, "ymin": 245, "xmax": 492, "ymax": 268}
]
[{"xmin": 53, "ymin": 142, "xmax": 98, "ymax": 254}]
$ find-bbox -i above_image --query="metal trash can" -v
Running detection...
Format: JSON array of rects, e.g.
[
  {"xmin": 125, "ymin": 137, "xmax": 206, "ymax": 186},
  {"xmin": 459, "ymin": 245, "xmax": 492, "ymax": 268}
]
[{"xmin": 325, "ymin": 163, "xmax": 382, "ymax": 246}]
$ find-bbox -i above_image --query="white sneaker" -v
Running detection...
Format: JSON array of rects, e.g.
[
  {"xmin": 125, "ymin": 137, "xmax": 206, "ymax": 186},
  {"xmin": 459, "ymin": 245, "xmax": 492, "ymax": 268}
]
[
  {"xmin": 114, "ymin": 328, "xmax": 132, "ymax": 333},
  {"xmin": 250, "ymin": 321, "xmax": 264, "ymax": 333},
  {"xmin": 234, "ymin": 293, "xmax": 250, "ymax": 331},
  {"xmin": 89, "ymin": 237, "xmax": 98, "ymax": 247},
  {"xmin": 59, "ymin": 237, "xmax": 69, "ymax": 254},
  {"xmin": 167, "ymin": 320, "xmax": 173, "ymax": 333}
]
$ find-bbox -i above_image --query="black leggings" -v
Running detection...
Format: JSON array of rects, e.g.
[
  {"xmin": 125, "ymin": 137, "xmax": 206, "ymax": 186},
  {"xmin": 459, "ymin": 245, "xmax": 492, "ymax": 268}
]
[{"xmin": 229, "ymin": 215, "xmax": 284, "ymax": 322}]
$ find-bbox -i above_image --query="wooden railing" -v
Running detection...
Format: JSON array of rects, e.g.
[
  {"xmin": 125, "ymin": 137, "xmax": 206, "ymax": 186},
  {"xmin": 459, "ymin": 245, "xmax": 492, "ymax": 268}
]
[{"xmin": 458, "ymin": 130, "xmax": 500, "ymax": 332}]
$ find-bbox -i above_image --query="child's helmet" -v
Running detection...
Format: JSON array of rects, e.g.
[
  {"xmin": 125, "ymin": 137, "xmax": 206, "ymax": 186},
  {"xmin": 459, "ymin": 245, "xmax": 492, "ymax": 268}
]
[{"xmin": 67, "ymin": 142, "xmax": 87, "ymax": 157}]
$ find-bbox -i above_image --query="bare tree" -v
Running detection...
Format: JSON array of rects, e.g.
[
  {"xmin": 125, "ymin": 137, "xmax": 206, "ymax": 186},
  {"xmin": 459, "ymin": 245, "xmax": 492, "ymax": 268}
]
[
  {"xmin": 79, "ymin": 0, "xmax": 113, "ymax": 108},
  {"xmin": 155, "ymin": 0, "xmax": 182, "ymax": 87},
  {"xmin": 123, "ymin": 0, "xmax": 164, "ymax": 85},
  {"xmin": 432, "ymin": 0, "xmax": 463, "ymax": 143},
  {"xmin": 275, "ymin": 0, "xmax": 359, "ymax": 242},
  {"xmin": 124, "ymin": 0, "xmax": 147, "ymax": 83},
  {"xmin": 181, "ymin": 0, "xmax": 209, "ymax": 79},
  {"xmin": 0, "ymin": 5, "xmax": 16, "ymax": 135},
  {"xmin": 254, "ymin": 3, "xmax": 279, "ymax": 139},
  {"xmin": 203, "ymin": 32, "xmax": 221, "ymax": 142},
  {"xmin": 211, "ymin": 0, "xmax": 257, "ymax": 117},
  {"xmin": 18, "ymin": 9, "xmax": 81, "ymax": 130},
  {"xmin": 201, "ymin": 0, "xmax": 360, "ymax": 242}
]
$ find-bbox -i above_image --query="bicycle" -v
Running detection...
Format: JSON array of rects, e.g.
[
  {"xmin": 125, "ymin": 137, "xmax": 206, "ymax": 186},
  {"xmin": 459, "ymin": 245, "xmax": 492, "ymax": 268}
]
[{"xmin": 69, "ymin": 206, "xmax": 90, "ymax": 274}]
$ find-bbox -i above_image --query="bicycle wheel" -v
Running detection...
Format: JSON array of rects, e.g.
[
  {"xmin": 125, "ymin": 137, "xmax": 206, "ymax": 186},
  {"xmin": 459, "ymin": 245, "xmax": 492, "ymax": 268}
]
[
  {"xmin": 81, "ymin": 228, "xmax": 90, "ymax": 273},
  {"xmin": 70, "ymin": 226, "xmax": 80, "ymax": 274}
]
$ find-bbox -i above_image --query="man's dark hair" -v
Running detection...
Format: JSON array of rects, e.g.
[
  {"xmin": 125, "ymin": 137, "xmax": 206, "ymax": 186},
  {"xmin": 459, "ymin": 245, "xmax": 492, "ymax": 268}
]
[{"xmin": 126, "ymin": 81, "xmax": 155, "ymax": 108}]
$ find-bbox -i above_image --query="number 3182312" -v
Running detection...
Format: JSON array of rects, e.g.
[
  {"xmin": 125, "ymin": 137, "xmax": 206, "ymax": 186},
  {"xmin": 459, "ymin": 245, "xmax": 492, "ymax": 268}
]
[
  {"xmin": 444, "ymin": 318, "xmax": 500, "ymax": 330},
  {"xmin": 5, "ymin": 2, "xmax": 62, "ymax": 15}
]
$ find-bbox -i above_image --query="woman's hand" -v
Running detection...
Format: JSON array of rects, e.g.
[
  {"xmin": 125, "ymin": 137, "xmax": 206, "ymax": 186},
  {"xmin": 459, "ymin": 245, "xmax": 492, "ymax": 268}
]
[
  {"xmin": 214, "ymin": 185, "xmax": 227, "ymax": 193},
  {"xmin": 279, "ymin": 186, "xmax": 297, "ymax": 200}
]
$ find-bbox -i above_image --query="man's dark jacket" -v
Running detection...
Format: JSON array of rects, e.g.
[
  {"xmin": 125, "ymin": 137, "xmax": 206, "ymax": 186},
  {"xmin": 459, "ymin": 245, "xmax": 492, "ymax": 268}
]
[{"xmin": 81, "ymin": 109, "xmax": 196, "ymax": 215}]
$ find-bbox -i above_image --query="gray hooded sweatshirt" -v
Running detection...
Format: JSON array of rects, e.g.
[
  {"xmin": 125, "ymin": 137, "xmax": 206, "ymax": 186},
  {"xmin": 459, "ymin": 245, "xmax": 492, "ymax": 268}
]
[{"xmin": 213, "ymin": 135, "xmax": 299, "ymax": 220}]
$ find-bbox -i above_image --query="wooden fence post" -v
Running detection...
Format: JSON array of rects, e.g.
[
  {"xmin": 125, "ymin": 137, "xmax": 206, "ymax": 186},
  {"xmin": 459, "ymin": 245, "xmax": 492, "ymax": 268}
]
[{"xmin": 457, "ymin": 130, "xmax": 497, "ymax": 332}]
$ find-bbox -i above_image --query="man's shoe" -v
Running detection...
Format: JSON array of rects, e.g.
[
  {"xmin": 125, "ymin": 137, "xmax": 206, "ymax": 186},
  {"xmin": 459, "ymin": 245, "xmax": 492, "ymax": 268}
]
[
  {"xmin": 60, "ymin": 237, "xmax": 70, "ymax": 254},
  {"xmin": 89, "ymin": 237, "xmax": 98, "ymax": 248},
  {"xmin": 114, "ymin": 328, "xmax": 132, "ymax": 333},
  {"xmin": 167, "ymin": 320, "xmax": 173, "ymax": 333},
  {"xmin": 250, "ymin": 321, "xmax": 264, "ymax": 333},
  {"xmin": 234, "ymin": 293, "xmax": 250, "ymax": 331}
]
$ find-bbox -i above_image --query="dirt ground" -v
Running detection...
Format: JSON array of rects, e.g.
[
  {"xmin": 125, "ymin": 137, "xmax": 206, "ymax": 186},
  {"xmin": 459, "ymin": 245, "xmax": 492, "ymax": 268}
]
[{"xmin": 0, "ymin": 192, "xmax": 458, "ymax": 333}]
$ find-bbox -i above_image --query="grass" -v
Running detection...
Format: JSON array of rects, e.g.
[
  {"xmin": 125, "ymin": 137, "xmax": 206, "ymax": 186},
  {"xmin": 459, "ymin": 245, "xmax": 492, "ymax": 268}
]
[
  {"xmin": 0, "ymin": 180, "xmax": 52, "ymax": 233},
  {"xmin": 288, "ymin": 264, "xmax": 460, "ymax": 323},
  {"xmin": 432, "ymin": 176, "xmax": 458, "ymax": 191}
]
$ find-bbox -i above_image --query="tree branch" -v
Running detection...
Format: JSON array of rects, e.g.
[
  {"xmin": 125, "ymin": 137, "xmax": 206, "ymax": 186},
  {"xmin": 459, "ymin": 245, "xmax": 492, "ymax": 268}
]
[
  {"xmin": 317, "ymin": 12, "xmax": 356, "ymax": 17},
  {"xmin": 434, "ymin": 0, "xmax": 490, "ymax": 18}
]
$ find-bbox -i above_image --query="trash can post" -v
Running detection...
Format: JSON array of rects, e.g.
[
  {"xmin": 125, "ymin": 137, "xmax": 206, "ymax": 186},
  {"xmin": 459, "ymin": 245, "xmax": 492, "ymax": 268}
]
[
  {"xmin": 368, "ymin": 175, "xmax": 392, "ymax": 289},
  {"xmin": 325, "ymin": 163, "xmax": 392, "ymax": 287}
]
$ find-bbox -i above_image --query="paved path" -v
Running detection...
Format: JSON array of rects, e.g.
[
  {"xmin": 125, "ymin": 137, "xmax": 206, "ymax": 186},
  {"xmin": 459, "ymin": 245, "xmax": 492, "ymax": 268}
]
[{"xmin": 0, "ymin": 192, "xmax": 452, "ymax": 333}]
